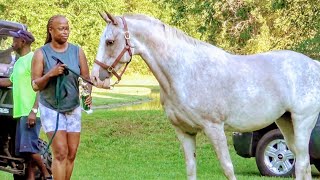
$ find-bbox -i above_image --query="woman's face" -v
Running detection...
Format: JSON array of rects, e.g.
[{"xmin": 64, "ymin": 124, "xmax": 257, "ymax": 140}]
[{"xmin": 50, "ymin": 17, "xmax": 70, "ymax": 44}]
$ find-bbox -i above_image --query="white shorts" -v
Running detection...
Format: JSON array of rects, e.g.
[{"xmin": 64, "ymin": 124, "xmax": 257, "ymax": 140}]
[{"xmin": 39, "ymin": 103, "xmax": 82, "ymax": 133}]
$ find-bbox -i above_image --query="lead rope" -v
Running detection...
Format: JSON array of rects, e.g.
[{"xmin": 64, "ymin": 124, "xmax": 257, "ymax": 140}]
[
  {"xmin": 40, "ymin": 50, "xmax": 68, "ymax": 155},
  {"xmin": 41, "ymin": 57, "xmax": 93, "ymax": 155},
  {"xmin": 40, "ymin": 52, "xmax": 94, "ymax": 155},
  {"xmin": 41, "ymin": 74, "xmax": 66, "ymax": 155}
]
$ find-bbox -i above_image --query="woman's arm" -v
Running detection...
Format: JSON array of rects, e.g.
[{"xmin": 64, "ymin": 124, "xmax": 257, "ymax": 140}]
[
  {"xmin": 79, "ymin": 47, "xmax": 92, "ymax": 91},
  {"xmin": 31, "ymin": 48, "xmax": 66, "ymax": 91},
  {"xmin": 79, "ymin": 47, "xmax": 92, "ymax": 105}
]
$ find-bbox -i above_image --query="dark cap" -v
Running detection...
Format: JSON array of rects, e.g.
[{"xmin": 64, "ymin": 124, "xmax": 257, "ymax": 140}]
[{"xmin": 9, "ymin": 29, "xmax": 35, "ymax": 43}]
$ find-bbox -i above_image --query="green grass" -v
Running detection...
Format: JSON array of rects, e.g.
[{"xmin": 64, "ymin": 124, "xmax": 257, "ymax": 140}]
[
  {"xmin": 0, "ymin": 75, "xmax": 318, "ymax": 180},
  {"xmin": 91, "ymin": 75, "xmax": 158, "ymax": 108},
  {"xmin": 75, "ymin": 108, "xmax": 319, "ymax": 180}
]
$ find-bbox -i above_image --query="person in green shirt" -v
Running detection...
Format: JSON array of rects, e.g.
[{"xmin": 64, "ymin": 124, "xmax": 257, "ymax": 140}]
[{"xmin": 0, "ymin": 29, "xmax": 51, "ymax": 179}]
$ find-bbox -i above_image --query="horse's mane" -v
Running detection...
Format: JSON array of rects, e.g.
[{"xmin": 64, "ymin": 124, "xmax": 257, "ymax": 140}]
[{"xmin": 124, "ymin": 14, "xmax": 211, "ymax": 47}]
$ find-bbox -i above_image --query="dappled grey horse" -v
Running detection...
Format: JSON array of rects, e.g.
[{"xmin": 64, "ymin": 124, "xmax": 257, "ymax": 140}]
[{"xmin": 91, "ymin": 12, "xmax": 320, "ymax": 180}]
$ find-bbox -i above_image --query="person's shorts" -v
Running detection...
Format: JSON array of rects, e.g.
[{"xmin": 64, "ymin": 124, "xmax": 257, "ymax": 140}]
[
  {"xmin": 39, "ymin": 103, "xmax": 81, "ymax": 133},
  {"xmin": 15, "ymin": 116, "xmax": 41, "ymax": 156}
]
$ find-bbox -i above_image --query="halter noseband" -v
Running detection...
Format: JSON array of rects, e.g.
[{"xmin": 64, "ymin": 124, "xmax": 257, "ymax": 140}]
[{"xmin": 94, "ymin": 16, "xmax": 132, "ymax": 86}]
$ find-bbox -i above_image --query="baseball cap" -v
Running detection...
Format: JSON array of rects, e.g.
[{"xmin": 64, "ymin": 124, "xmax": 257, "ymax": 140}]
[{"xmin": 9, "ymin": 29, "xmax": 35, "ymax": 43}]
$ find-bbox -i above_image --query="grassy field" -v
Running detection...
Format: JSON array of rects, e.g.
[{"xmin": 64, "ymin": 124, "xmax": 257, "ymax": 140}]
[{"xmin": 0, "ymin": 75, "xmax": 319, "ymax": 180}]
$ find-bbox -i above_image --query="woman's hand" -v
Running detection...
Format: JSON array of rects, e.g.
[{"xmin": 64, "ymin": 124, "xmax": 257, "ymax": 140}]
[
  {"xmin": 85, "ymin": 94, "xmax": 92, "ymax": 107},
  {"xmin": 48, "ymin": 63, "xmax": 67, "ymax": 77}
]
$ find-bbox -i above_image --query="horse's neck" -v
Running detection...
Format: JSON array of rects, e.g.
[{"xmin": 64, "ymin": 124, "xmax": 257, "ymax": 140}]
[{"xmin": 128, "ymin": 19, "xmax": 228, "ymax": 92}]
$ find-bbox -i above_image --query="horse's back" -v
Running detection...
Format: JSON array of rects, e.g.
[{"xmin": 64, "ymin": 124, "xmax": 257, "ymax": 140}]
[
  {"xmin": 253, "ymin": 50, "xmax": 320, "ymax": 105},
  {"xmin": 237, "ymin": 51, "xmax": 319, "ymax": 130},
  {"xmin": 230, "ymin": 50, "xmax": 320, "ymax": 101},
  {"xmin": 230, "ymin": 50, "xmax": 320, "ymax": 113},
  {"xmin": 164, "ymin": 49, "xmax": 320, "ymax": 131}
]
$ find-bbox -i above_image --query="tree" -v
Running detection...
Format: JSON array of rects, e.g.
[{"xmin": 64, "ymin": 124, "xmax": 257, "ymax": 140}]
[
  {"xmin": 155, "ymin": 0, "xmax": 320, "ymax": 58},
  {"xmin": 0, "ymin": 0, "xmax": 167, "ymax": 74}
]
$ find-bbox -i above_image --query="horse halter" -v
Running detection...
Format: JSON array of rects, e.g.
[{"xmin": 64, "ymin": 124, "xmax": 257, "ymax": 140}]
[{"xmin": 94, "ymin": 16, "xmax": 132, "ymax": 87}]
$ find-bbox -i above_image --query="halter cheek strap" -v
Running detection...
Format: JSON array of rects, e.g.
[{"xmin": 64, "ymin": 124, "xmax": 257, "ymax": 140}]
[{"xmin": 94, "ymin": 16, "xmax": 132, "ymax": 86}]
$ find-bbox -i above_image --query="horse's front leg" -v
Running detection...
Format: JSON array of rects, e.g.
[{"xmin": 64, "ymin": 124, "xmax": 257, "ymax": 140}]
[
  {"xmin": 203, "ymin": 122, "xmax": 236, "ymax": 180},
  {"xmin": 174, "ymin": 126, "xmax": 197, "ymax": 180}
]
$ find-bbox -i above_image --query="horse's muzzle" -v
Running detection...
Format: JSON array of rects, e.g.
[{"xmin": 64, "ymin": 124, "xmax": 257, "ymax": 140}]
[{"xmin": 99, "ymin": 68, "xmax": 111, "ymax": 81}]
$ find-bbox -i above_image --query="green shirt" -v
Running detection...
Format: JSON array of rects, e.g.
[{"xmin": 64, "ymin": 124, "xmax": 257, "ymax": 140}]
[{"xmin": 10, "ymin": 52, "xmax": 39, "ymax": 118}]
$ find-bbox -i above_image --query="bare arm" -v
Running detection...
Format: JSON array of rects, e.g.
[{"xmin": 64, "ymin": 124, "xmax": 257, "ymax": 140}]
[
  {"xmin": 79, "ymin": 47, "xmax": 92, "ymax": 92},
  {"xmin": 0, "ymin": 78, "xmax": 12, "ymax": 87},
  {"xmin": 31, "ymin": 48, "xmax": 66, "ymax": 91},
  {"xmin": 79, "ymin": 47, "xmax": 92, "ymax": 105}
]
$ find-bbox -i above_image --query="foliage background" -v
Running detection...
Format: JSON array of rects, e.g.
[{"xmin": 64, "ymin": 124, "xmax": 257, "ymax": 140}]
[
  {"xmin": 156, "ymin": 0, "xmax": 320, "ymax": 58},
  {"xmin": 0, "ymin": 0, "xmax": 319, "ymax": 74}
]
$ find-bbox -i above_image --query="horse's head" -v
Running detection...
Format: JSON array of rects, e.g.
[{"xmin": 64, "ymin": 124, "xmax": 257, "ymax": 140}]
[{"xmin": 91, "ymin": 12, "xmax": 133, "ymax": 89}]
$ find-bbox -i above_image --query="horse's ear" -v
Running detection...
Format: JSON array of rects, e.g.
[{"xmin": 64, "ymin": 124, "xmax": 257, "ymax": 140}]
[
  {"xmin": 105, "ymin": 11, "xmax": 118, "ymax": 25},
  {"xmin": 99, "ymin": 11, "xmax": 111, "ymax": 24}
]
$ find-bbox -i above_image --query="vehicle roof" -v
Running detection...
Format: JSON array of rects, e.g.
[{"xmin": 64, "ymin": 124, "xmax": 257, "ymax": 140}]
[
  {"xmin": 0, "ymin": 20, "xmax": 27, "ymax": 37},
  {"xmin": 0, "ymin": 20, "xmax": 27, "ymax": 65}
]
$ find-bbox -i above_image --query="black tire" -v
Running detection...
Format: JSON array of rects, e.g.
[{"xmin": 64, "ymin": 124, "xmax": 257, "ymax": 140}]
[
  {"xmin": 315, "ymin": 161, "xmax": 320, "ymax": 172},
  {"xmin": 35, "ymin": 138, "xmax": 52, "ymax": 180},
  {"xmin": 38, "ymin": 138, "xmax": 52, "ymax": 173},
  {"xmin": 255, "ymin": 129, "xmax": 295, "ymax": 177},
  {"xmin": 13, "ymin": 174, "xmax": 26, "ymax": 180},
  {"xmin": 13, "ymin": 138, "xmax": 52, "ymax": 180}
]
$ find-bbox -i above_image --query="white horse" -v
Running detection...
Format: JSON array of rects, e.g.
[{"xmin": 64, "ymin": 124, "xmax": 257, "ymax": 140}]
[{"xmin": 91, "ymin": 12, "xmax": 320, "ymax": 180}]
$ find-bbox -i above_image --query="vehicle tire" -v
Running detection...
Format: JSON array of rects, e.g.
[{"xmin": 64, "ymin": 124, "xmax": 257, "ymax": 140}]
[
  {"xmin": 314, "ymin": 161, "xmax": 320, "ymax": 172},
  {"xmin": 255, "ymin": 129, "xmax": 295, "ymax": 177},
  {"xmin": 35, "ymin": 138, "xmax": 52, "ymax": 180},
  {"xmin": 13, "ymin": 174, "xmax": 26, "ymax": 180},
  {"xmin": 13, "ymin": 138, "xmax": 52, "ymax": 180}
]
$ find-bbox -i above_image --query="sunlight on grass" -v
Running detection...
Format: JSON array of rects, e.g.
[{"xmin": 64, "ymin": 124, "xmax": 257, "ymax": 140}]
[
  {"xmin": 91, "ymin": 75, "xmax": 160, "ymax": 110},
  {"xmin": 92, "ymin": 86, "xmax": 152, "ymax": 96}
]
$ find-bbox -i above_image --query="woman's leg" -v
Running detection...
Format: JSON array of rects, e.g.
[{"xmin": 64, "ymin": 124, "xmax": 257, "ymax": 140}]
[
  {"xmin": 47, "ymin": 131, "xmax": 68, "ymax": 180},
  {"xmin": 65, "ymin": 106, "xmax": 81, "ymax": 179},
  {"xmin": 40, "ymin": 103, "xmax": 69, "ymax": 179},
  {"xmin": 66, "ymin": 132, "xmax": 80, "ymax": 180}
]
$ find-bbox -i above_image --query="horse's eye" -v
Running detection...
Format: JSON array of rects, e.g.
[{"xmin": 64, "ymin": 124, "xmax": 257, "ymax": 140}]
[{"xmin": 106, "ymin": 40, "xmax": 114, "ymax": 46}]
